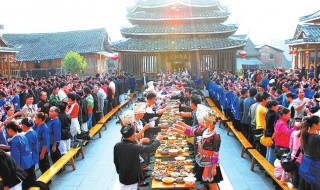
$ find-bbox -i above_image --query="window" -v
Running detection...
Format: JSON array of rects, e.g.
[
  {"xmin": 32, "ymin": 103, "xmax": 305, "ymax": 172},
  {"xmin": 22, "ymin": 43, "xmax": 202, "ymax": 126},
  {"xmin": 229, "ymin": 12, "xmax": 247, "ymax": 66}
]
[{"xmin": 270, "ymin": 54, "xmax": 275, "ymax": 59}]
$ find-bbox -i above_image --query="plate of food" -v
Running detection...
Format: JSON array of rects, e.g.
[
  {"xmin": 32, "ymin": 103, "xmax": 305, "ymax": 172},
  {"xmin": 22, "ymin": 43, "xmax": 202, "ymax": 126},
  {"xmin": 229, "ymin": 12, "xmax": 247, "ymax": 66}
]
[{"xmin": 162, "ymin": 177, "xmax": 175, "ymax": 184}]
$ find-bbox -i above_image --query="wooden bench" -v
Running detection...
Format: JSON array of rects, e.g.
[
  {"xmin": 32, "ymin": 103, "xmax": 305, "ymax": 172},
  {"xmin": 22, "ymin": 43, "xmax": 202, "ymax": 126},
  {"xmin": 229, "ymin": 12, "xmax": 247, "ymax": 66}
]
[
  {"xmin": 211, "ymin": 106, "xmax": 228, "ymax": 128},
  {"xmin": 248, "ymin": 149, "xmax": 297, "ymax": 190},
  {"xmin": 226, "ymin": 121, "xmax": 253, "ymax": 157},
  {"xmin": 206, "ymin": 98, "xmax": 216, "ymax": 108},
  {"xmin": 29, "ymin": 146, "xmax": 85, "ymax": 190},
  {"xmin": 89, "ymin": 123, "xmax": 104, "ymax": 138}
]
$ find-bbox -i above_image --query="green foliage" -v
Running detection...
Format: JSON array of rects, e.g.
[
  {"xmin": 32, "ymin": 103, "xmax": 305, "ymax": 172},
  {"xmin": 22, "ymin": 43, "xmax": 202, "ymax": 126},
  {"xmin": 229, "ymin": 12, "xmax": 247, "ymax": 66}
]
[{"xmin": 62, "ymin": 51, "xmax": 87, "ymax": 75}]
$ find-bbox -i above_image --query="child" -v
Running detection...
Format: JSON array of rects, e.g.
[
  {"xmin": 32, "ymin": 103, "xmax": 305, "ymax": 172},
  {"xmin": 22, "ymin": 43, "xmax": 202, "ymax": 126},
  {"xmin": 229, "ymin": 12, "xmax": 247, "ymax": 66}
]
[{"xmin": 274, "ymin": 151, "xmax": 288, "ymax": 181}]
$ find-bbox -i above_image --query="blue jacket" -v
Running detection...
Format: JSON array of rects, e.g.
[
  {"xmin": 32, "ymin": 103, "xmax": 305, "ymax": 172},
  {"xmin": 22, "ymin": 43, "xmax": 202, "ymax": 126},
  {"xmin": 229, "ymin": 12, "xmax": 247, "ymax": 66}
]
[
  {"xmin": 24, "ymin": 129, "xmax": 39, "ymax": 166},
  {"xmin": 232, "ymin": 97, "xmax": 240, "ymax": 120},
  {"xmin": 10, "ymin": 134, "xmax": 33, "ymax": 170},
  {"xmin": 47, "ymin": 118, "xmax": 61, "ymax": 145},
  {"xmin": 33, "ymin": 123, "xmax": 50, "ymax": 153},
  {"xmin": 241, "ymin": 97, "xmax": 256, "ymax": 124}
]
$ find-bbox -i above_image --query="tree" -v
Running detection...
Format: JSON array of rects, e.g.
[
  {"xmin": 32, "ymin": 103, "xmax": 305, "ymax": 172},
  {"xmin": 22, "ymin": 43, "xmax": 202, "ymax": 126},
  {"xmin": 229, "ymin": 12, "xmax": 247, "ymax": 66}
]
[{"xmin": 62, "ymin": 51, "xmax": 87, "ymax": 75}]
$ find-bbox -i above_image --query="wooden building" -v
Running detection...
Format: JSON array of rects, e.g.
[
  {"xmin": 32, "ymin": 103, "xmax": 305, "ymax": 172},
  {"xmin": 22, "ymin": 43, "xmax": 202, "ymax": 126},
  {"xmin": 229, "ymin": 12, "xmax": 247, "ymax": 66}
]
[
  {"xmin": 0, "ymin": 24, "xmax": 18, "ymax": 78},
  {"xmin": 3, "ymin": 28, "xmax": 111, "ymax": 78},
  {"xmin": 286, "ymin": 10, "xmax": 320, "ymax": 76},
  {"xmin": 112, "ymin": 0, "xmax": 246, "ymax": 78}
]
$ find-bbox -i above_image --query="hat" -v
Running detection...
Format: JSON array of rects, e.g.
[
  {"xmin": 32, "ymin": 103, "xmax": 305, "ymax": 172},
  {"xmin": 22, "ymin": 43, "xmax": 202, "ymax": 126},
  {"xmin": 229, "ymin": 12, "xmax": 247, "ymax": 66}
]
[
  {"xmin": 196, "ymin": 104, "xmax": 217, "ymax": 124},
  {"xmin": 282, "ymin": 82, "xmax": 290, "ymax": 88},
  {"xmin": 133, "ymin": 103, "xmax": 146, "ymax": 114},
  {"xmin": 121, "ymin": 125, "xmax": 135, "ymax": 138},
  {"xmin": 119, "ymin": 110, "xmax": 134, "ymax": 126}
]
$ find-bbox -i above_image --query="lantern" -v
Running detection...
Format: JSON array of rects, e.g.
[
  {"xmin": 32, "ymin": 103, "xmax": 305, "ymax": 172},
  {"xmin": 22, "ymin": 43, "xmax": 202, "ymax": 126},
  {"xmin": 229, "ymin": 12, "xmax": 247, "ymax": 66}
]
[
  {"xmin": 239, "ymin": 51, "xmax": 247, "ymax": 59},
  {"xmin": 289, "ymin": 51, "xmax": 293, "ymax": 55},
  {"xmin": 110, "ymin": 54, "xmax": 118, "ymax": 60},
  {"xmin": 294, "ymin": 48, "xmax": 298, "ymax": 54},
  {"xmin": 305, "ymin": 51, "xmax": 310, "ymax": 55}
]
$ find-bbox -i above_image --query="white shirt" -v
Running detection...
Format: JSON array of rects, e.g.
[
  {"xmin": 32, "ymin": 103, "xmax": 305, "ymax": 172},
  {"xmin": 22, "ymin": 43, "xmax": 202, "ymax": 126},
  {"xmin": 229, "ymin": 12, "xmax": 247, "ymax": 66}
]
[
  {"xmin": 58, "ymin": 89, "xmax": 67, "ymax": 101},
  {"xmin": 109, "ymin": 81, "xmax": 115, "ymax": 95}
]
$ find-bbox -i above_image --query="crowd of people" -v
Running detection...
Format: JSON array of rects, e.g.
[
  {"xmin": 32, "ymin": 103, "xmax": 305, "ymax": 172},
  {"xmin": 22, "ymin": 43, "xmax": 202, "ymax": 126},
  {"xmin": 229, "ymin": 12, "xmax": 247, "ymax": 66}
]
[
  {"xmin": 114, "ymin": 68, "xmax": 223, "ymax": 190},
  {"xmin": 1, "ymin": 65, "xmax": 320, "ymax": 190},
  {"xmin": 0, "ymin": 72, "xmax": 137, "ymax": 190},
  {"xmin": 203, "ymin": 67, "xmax": 320, "ymax": 190}
]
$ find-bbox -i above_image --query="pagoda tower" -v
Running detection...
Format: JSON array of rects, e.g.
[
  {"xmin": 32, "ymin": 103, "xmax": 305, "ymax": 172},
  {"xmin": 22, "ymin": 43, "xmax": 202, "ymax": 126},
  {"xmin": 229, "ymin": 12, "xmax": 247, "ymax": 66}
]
[{"xmin": 112, "ymin": 0, "xmax": 246, "ymax": 78}]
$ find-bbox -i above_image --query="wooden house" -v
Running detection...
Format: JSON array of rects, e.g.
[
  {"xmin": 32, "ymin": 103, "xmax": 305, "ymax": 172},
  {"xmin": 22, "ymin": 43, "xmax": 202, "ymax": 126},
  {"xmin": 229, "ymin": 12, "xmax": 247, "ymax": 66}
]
[{"xmin": 3, "ymin": 28, "xmax": 111, "ymax": 78}]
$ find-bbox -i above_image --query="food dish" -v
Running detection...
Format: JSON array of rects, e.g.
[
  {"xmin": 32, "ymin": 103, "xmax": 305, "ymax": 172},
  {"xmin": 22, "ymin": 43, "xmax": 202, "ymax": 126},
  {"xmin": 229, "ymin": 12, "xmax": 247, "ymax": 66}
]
[
  {"xmin": 162, "ymin": 177, "xmax": 175, "ymax": 184},
  {"xmin": 184, "ymin": 176, "xmax": 196, "ymax": 186}
]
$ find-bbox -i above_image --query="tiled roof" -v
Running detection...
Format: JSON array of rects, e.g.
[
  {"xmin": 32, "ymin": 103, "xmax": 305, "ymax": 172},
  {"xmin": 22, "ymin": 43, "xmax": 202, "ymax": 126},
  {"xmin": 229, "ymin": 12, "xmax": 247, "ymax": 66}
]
[
  {"xmin": 3, "ymin": 28, "xmax": 110, "ymax": 61},
  {"xmin": 135, "ymin": 0, "xmax": 219, "ymax": 8},
  {"xmin": 286, "ymin": 25, "xmax": 320, "ymax": 44},
  {"xmin": 111, "ymin": 37, "xmax": 246, "ymax": 52},
  {"xmin": 300, "ymin": 10, "xmax": 320, "ymax": 23},
  {"xmin": 128, "ymin": 9, "xmax": 229, "ymax": 22},
  {"xmin": 0, "ymin": 46, "xmax": 17, "ymax": 53},
  {"xmin": 234, "ymin": 36, "xmax": 261, "ymax": 58},
  {"xmin": 121, "ymin": 23, "xmax": 237, "ymax": 37},
  {"xmin": 256, "ymin": 44, "xmax": 284, "ymax": 52}
]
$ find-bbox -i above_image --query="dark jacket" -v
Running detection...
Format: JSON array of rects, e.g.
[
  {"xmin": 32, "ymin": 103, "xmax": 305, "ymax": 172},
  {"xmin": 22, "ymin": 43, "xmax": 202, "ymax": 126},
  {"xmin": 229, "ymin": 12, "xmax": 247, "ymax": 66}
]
[
  {"xmin": 114, "ymin": 139, "xmax": 160, "ymax": 185},
  {"xmin": 58, "ymin": 112, "xmax": 71, "ymax": 140},
  {"xmin": 0, "ymin": 149, "xmax": 27, "ymax": 188}
]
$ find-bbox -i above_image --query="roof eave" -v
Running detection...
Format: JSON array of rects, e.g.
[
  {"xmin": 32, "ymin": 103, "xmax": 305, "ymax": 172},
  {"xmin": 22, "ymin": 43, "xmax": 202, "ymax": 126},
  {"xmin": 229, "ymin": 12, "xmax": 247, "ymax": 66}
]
[
  {"xmin": 121, "ymin": 30, "xmax": 237, "ymax": 37},
  {"xmin": 112, "ymin": 43, "xmax": 245, "ymax": 53}
]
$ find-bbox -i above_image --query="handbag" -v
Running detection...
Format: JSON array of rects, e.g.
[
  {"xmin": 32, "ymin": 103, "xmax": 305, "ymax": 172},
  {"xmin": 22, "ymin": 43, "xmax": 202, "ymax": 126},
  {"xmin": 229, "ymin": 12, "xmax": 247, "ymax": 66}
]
[
  {"xmin": 76, "ymin": 131, "xmax": 92, "ymax": 141},
  {"xmin": 260, "ymin": 132, "xmax": 274, "ymax": 147},
  {"xmin": 281, "ymin": 148, "xmax": 301, "ymax": 172}
]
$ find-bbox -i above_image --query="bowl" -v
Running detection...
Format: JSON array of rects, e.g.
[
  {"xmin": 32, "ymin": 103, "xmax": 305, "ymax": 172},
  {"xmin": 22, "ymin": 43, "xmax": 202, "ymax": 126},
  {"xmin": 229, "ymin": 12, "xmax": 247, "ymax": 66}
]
[
  {"xmin": 175, "ymin": 156, "xmax": 186, "ymax": 162},
  {"xmin": 168, "ymin": 136, "xmax": 176, "ymax": 143},
  {"xmin": 170, "ymin": 172, "xmax": 179, "ymax": 178},
  {"xmin": 185, "ymin": 159, "xmax": 192, "ymax": 165},
  {"xmin": 162, "ymin": 177, "xmax": 175, "ymax": 184},
  {"xmin": 169, "ymin": 149, "xmax": 178, "ymax": 156},
  {"xmin": 184, "ymin": 176, "xmax": 196, "ymax": 186}
]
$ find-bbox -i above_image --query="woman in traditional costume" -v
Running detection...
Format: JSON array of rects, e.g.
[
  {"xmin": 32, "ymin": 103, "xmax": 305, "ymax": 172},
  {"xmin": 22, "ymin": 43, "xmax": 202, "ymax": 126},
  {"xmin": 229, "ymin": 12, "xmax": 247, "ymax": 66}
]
[{"xmin": 172, "ymin": 104, "xmax": 223, "ymax": 190}]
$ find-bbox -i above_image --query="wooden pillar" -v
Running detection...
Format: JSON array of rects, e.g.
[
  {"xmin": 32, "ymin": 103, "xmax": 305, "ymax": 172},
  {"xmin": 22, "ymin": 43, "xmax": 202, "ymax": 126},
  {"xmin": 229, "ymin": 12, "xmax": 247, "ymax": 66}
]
[
  {"xmin": 196, "ymin": 51, "xmax": 200, "ymax": 79},
  {"xmin": 294, "ymin": 46, "xmax": 298, "ymax": 69},
  {"xmin": 315, "ymin": 46, "xmax": 318, "ymax": 78}
]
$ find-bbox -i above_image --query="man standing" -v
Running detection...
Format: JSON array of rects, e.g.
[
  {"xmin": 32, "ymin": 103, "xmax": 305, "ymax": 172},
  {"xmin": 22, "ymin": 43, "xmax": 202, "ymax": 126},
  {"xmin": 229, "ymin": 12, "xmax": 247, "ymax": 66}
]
[
  {"xmin": 49, "ymin": 86, "xmax": 60, "ymax": 107},
  {"xmin": 142, "ymin": 72, "xmax": 148, "ymax": 87},
  {"xmin": 293, "ymin": 88, "xmax": 309, "ymax": 121},
  {"xmin": 37, "ymin": 91, "xmax": 50, "ymax": 115},
  {"xmin": 241, "ymin": 88, "xmax": 257, "ymax": 142},
  {"xmin": 114, "ymin": 125, "xmax": 161, "ymax": 190}
]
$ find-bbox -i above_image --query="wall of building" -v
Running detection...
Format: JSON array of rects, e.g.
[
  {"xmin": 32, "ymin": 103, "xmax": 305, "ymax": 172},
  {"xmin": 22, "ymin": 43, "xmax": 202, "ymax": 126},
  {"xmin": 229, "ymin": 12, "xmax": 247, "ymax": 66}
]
[
  {"xmin": 259, "ymin": 46, "xmax": 283, "ymax": 68},
  {"xmin": 13, "ymin": 53, "xmax": 107, "ymax": 77}
]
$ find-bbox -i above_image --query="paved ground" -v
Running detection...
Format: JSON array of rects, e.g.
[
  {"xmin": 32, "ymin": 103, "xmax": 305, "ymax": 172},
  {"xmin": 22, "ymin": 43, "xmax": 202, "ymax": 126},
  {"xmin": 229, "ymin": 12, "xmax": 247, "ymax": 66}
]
[{"xmin": 44, "ymin": 104, "xmax": 276, "ymax": 190}]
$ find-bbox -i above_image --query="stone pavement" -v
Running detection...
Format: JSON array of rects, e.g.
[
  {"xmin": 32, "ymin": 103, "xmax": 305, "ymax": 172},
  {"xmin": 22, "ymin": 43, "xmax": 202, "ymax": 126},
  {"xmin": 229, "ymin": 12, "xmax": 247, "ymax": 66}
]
[{"xmin": 46, "ymin": 105, "xmax": 276, "ymax": 190}]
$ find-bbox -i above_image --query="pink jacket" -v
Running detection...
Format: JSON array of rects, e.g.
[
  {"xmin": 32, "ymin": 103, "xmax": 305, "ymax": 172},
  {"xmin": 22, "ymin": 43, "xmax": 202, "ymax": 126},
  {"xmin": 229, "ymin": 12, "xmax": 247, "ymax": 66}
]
[
  {"xmin": 274, "ymin": 117, "xmax": 297, "ymax": 148},
  {"xmin": 289, "ymin": 130, "xmax": 302, "ymax": 163}
]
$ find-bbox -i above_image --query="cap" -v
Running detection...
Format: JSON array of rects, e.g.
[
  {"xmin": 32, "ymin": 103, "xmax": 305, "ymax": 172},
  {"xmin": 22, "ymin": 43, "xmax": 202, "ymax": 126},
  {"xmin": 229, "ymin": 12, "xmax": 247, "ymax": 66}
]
[
  {"xmin": 282, "ymin": 82, "xmax": 290, "ymax": 88},
  {"xmin": 121, "ymin": 125, "xmax": 135, "ymax": 138}
]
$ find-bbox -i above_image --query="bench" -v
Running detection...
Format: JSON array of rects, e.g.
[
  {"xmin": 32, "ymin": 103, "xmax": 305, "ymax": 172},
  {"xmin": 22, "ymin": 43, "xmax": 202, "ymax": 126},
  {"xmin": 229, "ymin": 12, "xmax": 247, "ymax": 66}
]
[
  {"xmin": 211, "ymin": 106, "xmax": 228, "ymax": 128},
  {"xmin": 89, "ymin": 123, "xmax": 104, "ymax": 138},
  {"xmin": 206, "ymin": 98, "xmax": 216, "ymax": 107},
  {"xmin": 248, "ymin": 149, "xmax": 297, "ymax": 190},
  {"xmin": 226, "ymin": 122, "xmax": 253, "ymax": 157},
  {"xmin": 29, "ymin": 146, "xmax": 85, "ymax": 190}
]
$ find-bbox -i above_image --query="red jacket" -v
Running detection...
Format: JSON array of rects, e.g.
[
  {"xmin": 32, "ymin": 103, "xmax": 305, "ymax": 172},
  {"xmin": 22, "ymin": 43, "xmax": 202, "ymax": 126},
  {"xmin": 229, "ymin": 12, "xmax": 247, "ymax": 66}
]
[{"xmin": 274, "ymin": 117, "xmax": 297, "ymax": 148}]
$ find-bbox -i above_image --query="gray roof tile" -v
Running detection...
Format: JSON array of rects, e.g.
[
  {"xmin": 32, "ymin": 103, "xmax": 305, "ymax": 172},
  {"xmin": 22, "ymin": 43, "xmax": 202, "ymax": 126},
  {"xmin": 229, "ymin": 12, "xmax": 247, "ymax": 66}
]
[
  {"xmin": 3, "ymin": 28, "xmax": 110, "ymax": 61},
  {"xmin": 112, "ymin": 37, "xmax": 246, "ymax": 52},
  {"xmin": 121, "ymin": 23, "xmax": 237, "ymax": 37}
]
